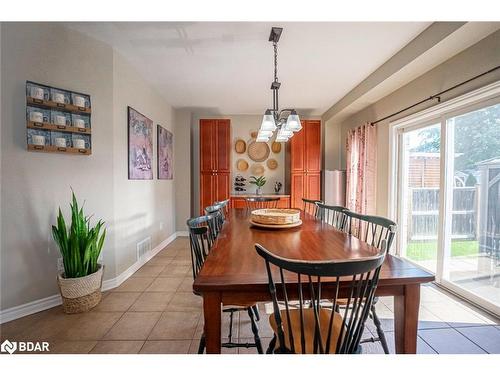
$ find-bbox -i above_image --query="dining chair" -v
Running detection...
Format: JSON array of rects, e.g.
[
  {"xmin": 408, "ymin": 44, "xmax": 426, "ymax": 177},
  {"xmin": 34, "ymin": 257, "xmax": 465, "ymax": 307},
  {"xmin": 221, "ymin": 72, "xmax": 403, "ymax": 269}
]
[
  {"xmin": 302, "ymin": 198, "xmax": 322, "ymax": 218},
  {"xmin": 255, "ymin": 241, "xmax": 387, "ymax": 354},
  {"xmin": 341, "ymin": 210, "xmax": 397, "ymax": 354},
  {"xmin": 245, "ymin": 196, "xmax": 280, "ymax": 210},
  {"xmin": 214, "ymin": 199, "xmax": 230, "ymax": 221},
  {"xmin": 187, "ymin": 216, "xmax": 264, "ymax": 354},
  {"xmin": 316, "ymin": 203, "xmax": 348, "ymax": 230},
  {"xmin": 204, "ymin": 204, "xmax": 224, "ymax": 237}
]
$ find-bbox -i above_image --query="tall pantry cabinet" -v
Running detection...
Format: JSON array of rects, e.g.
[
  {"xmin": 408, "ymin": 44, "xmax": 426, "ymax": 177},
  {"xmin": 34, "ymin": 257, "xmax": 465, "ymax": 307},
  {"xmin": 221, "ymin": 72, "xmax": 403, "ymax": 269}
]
[
  {"xmin": 199, "ymin": 119, "xmax": 231, "ymax": 213},
  {"xmin": 287, "ymin": 120, "xmax": 322, "ymax": 209}
]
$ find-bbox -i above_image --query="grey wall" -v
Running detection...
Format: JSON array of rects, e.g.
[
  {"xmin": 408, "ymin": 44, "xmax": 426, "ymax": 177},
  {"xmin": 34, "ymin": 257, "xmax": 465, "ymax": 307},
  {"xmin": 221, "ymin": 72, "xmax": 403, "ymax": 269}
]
[
  {"xmin": 323, "ymin": 30, "xmax": 500, "ymax": 217},
  {"xmin": 173, "ymin": 109, "xmax": 192, "ymax": 230},
  {"xmin": 0, "ymin": 23, "xmax": 185, "ymax": 311}
]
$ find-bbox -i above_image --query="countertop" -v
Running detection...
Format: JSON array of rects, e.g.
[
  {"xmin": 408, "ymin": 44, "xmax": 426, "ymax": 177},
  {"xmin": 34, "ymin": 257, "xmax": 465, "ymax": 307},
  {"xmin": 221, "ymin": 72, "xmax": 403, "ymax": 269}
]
[{"xmin": 230, "ymin": 193, "xmax": 290, "ymax": 198}]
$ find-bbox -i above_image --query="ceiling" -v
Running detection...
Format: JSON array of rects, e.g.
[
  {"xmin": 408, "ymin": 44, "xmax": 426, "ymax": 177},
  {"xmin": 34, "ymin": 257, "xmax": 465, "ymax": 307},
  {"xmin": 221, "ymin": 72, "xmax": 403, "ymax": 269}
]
[{"xmin": 66, "ymin": 22, "xmax": 431, "ymax": 115}]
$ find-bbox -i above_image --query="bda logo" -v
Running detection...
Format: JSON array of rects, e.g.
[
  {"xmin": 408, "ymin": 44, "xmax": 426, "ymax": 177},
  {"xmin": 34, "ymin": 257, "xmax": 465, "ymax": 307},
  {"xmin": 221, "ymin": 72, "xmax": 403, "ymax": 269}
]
[{"xmin": 1, "ymin": 340, "xmax": 17, "ymax": 354}]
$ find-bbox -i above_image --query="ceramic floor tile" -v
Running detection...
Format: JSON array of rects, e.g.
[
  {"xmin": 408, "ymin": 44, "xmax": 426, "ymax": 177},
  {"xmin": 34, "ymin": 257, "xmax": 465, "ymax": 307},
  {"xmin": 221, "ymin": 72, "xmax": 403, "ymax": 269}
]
[
  {"xmin": 146, "ymin": 277, "xmax": 184, "ymax": 292},
  {"xmin": 148, "ymin": 311, "xmax": 200, "ymax": 340},
  {"xmin": 57, "ymin": 312, "xmax": 123, "ymax": 341},
  {"xmin": 103, "ymin": 312, "xmax": 161, "ymax": 340},
  {"xmin": 238, "ymin": 309, "xmax": 274, "ymax": 339},
  {"xmin": 94, "ymin": 292, "xmax": 141, "ymax": 312},
  {"xmin": 417, "ymin": 306, "xmax": 451, "ymax": 330},
  {"xmin": 177, "ymin": 277, "xmax": 195, "ymax": 292},
  {"xmin": 141, "ymin": 340, "xmax": 192, "ymax": 354},
  {"xmin": 90, "ymin": 340, "xmax": 144, "ymax": 354},
  {"xmin": 170, "ymin": 259, "xmax": 192, "ymax": 266},
  {"xmin": 188, "ymin": 339, "xmax": 238, "ymax": 354},
  {"xmin": 47, "ymin": 341, "xmax": 97, "ymax": 354},
  {"xmin": 159, "ymin": 264, "xmax": 191, "ymax": 277},
  {"xmin": 237, "ymin": 337, "xmax": 273, "ymax": 354},
  {"xmin": 146, "ymin": 256, "xmax": 174, "ymax": 266},
  {"xmin": 418, "ymin": 328, "xmax": 486, "ymax": 353},
  {"xmin": 114, "ymin": 277, "xmax": 155, "ymax": 292},
  {"xmin": 456, "ymin": 325, "xmax": 500, "ymax": 353},
  {"xmin": 129, "ymin": 292, "xmax": 175, "ymax": 312},
  {"xmin": 424, "ymin": 302, "xmax": 493, "ymax": 328},
  {"xmin": 166, "ymin": 292, "xmax": 202, "ymax": 312},
  {"xmin": 132, "ymin": 265, "xmax": 166, "ymax": 278}
]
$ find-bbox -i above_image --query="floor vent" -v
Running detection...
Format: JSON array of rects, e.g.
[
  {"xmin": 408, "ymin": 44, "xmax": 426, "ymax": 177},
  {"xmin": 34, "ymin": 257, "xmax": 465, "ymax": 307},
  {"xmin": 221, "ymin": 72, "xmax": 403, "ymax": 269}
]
[{"xmin": 137, "ymin": 237, "xmax": 152, "ymax": 261}]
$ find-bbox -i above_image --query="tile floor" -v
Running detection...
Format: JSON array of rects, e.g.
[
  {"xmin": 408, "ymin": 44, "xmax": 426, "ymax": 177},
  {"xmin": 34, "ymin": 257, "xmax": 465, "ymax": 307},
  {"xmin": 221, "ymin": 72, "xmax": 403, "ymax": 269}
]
[{"xmin": 1, "ymin": 237, "xmax": 499, "ymax": 354}]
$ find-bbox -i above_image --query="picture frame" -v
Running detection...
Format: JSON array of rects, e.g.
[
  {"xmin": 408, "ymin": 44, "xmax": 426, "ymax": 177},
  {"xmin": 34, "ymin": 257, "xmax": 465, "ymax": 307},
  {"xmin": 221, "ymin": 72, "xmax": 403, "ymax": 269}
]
[
  {"xmin": 157, "ymin": 124, "xmax": 173, "ymax": 180},
  {"xmin": 128, "ymin": 106, "xmax": 153, "ymax": 180}
]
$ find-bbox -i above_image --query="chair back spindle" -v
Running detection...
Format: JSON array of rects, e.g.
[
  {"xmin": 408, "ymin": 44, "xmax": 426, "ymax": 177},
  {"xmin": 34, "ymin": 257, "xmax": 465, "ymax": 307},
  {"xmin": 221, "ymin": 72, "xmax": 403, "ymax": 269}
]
[
  {"xmin": 316, "ymin": 203, "xmax": 348, "ymax": 230},
  {"xmin": 302, "ymin": 198, "xmax": 322, "ymax": 218},
  {"xmin": 245, "ymin": 197, "xmax": 280, "ymax": 210}
]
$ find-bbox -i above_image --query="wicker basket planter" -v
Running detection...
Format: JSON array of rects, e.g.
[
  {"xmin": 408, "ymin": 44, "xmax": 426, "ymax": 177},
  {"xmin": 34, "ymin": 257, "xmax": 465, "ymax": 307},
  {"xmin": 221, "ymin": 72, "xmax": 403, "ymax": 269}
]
[
  {"xmin": 251, "ymin": 209, "xmax": 301, "ymax": 225},
  {"xmin": 57, "ymin": 264, "xmax": 104, "ymax": 314}
]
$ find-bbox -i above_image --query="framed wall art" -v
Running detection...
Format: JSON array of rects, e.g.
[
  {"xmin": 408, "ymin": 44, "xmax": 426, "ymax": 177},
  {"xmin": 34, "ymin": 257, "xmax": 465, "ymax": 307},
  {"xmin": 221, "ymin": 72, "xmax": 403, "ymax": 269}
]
[
  {"xmin": 128, "ymin": 106, "xmax": 153, "ymax": 180},
  {"xmin": 157, "ymin": 124, "xmax": 173, "ymax": 180}
]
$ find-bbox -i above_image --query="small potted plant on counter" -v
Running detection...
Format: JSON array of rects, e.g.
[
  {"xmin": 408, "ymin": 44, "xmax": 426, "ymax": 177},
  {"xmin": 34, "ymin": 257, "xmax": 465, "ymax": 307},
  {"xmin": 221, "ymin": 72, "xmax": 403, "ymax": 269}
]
[
  {"xmin": 52, "ymin": 191, "xmax": 106, "ymax": 314},
  {"xmin": 249, "ymin": 175, "xmax": 266, "ymax": 195}
]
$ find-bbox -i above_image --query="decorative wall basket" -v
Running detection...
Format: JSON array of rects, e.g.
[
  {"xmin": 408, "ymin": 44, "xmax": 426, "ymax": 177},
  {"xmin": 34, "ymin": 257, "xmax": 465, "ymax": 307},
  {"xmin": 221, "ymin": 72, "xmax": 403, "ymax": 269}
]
[
  {"xmin": 235, "ymin": 139, "xmax": 246, "ymax": 154},
  {"xmin": 247, "ymin": 140, "xmax": 270, "ymax": 162},
  {"xmin": 250, "ymin": 131, "xmax": 258, "ymax": 139},
  {"xmin": 267, "ymin": 158, "xmax": 278, "ymax": 170},
  {"xmin": 251, "ymin": 163, "xmax": 265, "ymax": 176},
  {"xmin": 271, "ymin": 142, "xmax": 281, "ymax": 153},
  {"xmin": 236, "ymin": 159, "xmax": 249, "ymax": 172}
]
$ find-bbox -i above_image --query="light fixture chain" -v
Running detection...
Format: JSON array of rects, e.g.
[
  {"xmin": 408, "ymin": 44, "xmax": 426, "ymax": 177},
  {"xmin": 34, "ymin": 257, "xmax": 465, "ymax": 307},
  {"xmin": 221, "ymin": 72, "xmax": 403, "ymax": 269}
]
[{"xmin": 273, "ymin": 41, "xmax": 278, "ymax": 82}]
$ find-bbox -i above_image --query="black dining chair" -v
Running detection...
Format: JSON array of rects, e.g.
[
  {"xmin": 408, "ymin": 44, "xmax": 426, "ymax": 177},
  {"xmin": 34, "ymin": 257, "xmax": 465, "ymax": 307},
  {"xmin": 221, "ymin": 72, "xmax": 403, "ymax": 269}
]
[
  {"xmin": 214, "ymin": 199, "xmax": 230, "ymax": 221},
  {"xmin": 255, "ymin": 241, "xmax": 387, "ymax": 354},
  {"xmin": 302, "ymin": 198, "xmax": 322, "ymax": 218},
  {"xmin": 341, "ymin": 210, "xmax": 397, "ymax": 354},
  {"xmin": 187, "ymin": 216, "xmax": 264, "ymax": 354},
  {"xmin": 204, "ymin": 204, "xmax": 224, "ymax": 238},
  {"xmin": 316, "ymin": 203, "xmax": 348, "ymax": 230},
  {"xmin": 245, "ymin": 196, "xmax": 280, "ymax": 210}
]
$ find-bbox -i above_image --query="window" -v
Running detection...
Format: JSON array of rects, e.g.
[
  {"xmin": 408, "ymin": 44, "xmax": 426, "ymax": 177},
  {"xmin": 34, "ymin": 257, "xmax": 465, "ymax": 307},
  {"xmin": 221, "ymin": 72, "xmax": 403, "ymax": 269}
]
[{"xmin": 390, "ymin": 82, "xmax": 500, "ymax": 316}]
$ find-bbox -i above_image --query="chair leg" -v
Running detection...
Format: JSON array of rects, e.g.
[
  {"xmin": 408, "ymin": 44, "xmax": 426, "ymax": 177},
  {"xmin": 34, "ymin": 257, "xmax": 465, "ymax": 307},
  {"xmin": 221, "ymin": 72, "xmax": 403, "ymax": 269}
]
[
  {"xmin": 252, "ymin": 305, "xmax": 260, "ymax": 321},
  {"xmin": 371, "ymin": 304, "xmax": 390, "ymax": 354},
  {"xmin": 246, "ymin": 307, "xmax": 263, "ymax": 354},
  {"xmin": 227, "ymin": 310, "xmax": 235, "ymax": 344},
  {"xmin": 198, "ymin": 334, "xmax": 206, "ymax": 354},
  {"xmin": 266, "ymin": 335, "xmax": 277, "ymax": 354}
]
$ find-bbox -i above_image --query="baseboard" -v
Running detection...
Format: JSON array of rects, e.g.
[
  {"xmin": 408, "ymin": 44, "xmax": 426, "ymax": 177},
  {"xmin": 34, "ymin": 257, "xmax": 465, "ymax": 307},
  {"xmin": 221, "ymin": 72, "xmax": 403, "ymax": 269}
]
[{"xmin": 0, "ymin": 231, "xmax": 185, "ymax": 324}]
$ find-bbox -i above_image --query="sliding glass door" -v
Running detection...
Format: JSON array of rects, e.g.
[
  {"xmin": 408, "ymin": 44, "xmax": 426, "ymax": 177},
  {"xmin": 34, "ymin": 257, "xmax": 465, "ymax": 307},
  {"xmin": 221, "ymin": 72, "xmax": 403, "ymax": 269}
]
[{"xmin": 392, "ymin": 85, "xmax": 500, "ymax": 316}]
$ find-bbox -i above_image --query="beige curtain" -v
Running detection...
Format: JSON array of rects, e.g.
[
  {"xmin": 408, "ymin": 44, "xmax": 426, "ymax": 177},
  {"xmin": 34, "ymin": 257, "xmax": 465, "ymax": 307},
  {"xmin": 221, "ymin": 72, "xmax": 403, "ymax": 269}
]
[{"xmin": 345, "ymin": 123, "xmax": 377, "ymax": 215}]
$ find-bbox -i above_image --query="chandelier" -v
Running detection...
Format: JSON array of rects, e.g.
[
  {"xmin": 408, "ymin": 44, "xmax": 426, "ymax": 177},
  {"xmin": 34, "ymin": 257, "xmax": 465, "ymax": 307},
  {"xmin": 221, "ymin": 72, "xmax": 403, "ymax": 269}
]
[{"xmin": 257, "ymin": 27, "xmax": 301, "ymax": 143}]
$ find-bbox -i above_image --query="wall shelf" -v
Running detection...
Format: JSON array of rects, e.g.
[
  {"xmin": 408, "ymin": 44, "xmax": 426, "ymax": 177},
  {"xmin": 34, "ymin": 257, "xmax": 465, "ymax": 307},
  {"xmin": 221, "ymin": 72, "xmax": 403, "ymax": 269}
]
[
  {"xmin": 27, "ymin": 144, "xmax": 92, "ymax": 155},
  {"xmin": 26, "ymin": 81, "xmax": 92, "ymax": 155},
  {"xmin": 27, "ymin": 121, "xmax": 92, "ymax": 135}
]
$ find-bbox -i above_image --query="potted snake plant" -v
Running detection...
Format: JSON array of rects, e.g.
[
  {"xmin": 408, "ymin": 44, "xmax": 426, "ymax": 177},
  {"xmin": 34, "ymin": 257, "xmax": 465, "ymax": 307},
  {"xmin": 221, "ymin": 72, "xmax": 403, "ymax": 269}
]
[
  {"xmin": 249, "ymin": 175, "xmax": 266, "ymax": 195},
  {"xmin": 52, "ymin": 191, "xmax": 106, "ymax": 313}
]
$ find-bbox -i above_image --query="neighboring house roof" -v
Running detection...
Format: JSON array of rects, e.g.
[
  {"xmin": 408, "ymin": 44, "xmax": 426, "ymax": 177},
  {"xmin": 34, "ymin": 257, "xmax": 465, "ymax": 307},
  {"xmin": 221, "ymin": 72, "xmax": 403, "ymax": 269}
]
[{"xmin": 476, "ymin": 157, "xmax": 500, "ymax": 167}]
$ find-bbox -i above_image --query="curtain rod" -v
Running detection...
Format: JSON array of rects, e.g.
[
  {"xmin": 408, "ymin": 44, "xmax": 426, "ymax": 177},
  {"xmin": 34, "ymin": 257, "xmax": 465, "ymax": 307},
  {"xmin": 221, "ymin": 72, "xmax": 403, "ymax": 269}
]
[{"xmin": 370, "ymin": 65, "xmax": 500, "ymax": 126}]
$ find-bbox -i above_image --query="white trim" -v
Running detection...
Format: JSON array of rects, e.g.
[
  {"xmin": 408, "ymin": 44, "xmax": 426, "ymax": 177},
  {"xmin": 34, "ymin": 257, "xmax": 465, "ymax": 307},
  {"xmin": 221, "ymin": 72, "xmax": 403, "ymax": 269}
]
[{"xmin": 0, "ymin": 231, "xmax": 185, "ymax": 324}]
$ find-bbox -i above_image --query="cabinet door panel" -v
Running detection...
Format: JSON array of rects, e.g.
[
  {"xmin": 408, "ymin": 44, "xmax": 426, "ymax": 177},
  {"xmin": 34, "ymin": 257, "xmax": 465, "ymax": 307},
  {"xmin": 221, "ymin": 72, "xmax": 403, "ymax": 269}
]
[
  {"xmin": 216, "ymin": 120, "xmax": 231, "ymax": 172},
  {"xmin": 200, "ymin": 119, "xmax": 216, "ymax": 172},
  {"xmin": 305, "ymin": 120, "xmax": 321, "ymax": 172},
  {"xmin": 290, "ymin": 122, "xmax": 305, "ymax": 172},
  {"xmin": 290, "ymin": 173, "xmax": 305, "ymax": 209},
  {"xmin": 200, "ymin": 172, "xmax": 215, "ymax": 213},
  {"xmin": 305, "ymin": 173, "xmax": 321, "ymax": 201},
  {"xmin": 215, "ymin": 172, "xmax": 230, "ymax": 203}
]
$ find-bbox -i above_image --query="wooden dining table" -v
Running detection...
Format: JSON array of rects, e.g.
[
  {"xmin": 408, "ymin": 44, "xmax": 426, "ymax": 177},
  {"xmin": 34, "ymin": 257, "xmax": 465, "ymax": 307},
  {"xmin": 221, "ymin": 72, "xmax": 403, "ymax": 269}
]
[{"xmin": 193, "ymin": 209, "xmax": 435, "ymax": 354}]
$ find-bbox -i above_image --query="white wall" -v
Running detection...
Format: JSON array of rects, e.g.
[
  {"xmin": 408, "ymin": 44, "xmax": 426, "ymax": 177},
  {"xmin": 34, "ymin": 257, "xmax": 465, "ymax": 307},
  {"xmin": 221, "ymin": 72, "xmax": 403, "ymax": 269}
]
[
  {"xmin": 112, "ymin": 52, "xmax": 177, "ymax": 275},
  {"xmin": 323, "ymin": 30, "xmax": 500, "ymax": 217},
  {"xmin": 173, "ymin": 109, "xmax": 192, "ymax": 229},
  {"xmin": 0, "ymin": 23, "xmax": 185, "ymax": 312}
]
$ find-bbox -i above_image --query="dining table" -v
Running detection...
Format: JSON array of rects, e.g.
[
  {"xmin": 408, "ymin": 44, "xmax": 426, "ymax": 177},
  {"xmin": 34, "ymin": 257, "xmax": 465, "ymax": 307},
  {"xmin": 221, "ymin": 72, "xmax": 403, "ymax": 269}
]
[{"xmin": 193, "ymin": 208, "xmax": 435, "ymax": 354}]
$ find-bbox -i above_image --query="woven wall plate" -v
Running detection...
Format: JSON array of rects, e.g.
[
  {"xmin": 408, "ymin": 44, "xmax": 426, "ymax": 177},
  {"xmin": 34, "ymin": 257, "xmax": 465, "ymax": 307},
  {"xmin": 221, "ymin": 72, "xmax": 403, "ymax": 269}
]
[
  {"xmin": 267, "ymin": 158, "xmax": 278, "ymax": 170},
  {"xmin": 250, "ymin": 131, "xmax": 258, "ymax": 139},
  {"xmin": 251, "ymin": 163, "xmax": 265, "ymax": 176},
  {"xmin": 247, "ymin": 140, "xmax": 270, "ymax": 162},
  {"xmin": 236, "ymin": 159, "xmax": 249, "ymax": 172},
  {"xmin": 271, "ymin": 142, "xmax": 281, "ymax": 153},
  {"xmin": 235, "ymin": 139, "xmax": 246, "ymax": 154}
]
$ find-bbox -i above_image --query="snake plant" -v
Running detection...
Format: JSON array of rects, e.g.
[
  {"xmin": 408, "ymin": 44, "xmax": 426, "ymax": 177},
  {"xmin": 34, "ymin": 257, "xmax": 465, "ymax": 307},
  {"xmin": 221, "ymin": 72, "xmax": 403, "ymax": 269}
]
[
  {"xmin": 52, "ymin": 191, "xmax": 106, "ymax": 278},
  {"xmin": 249, "ymin": 175, "xmax": 266, "ymax": 188}
]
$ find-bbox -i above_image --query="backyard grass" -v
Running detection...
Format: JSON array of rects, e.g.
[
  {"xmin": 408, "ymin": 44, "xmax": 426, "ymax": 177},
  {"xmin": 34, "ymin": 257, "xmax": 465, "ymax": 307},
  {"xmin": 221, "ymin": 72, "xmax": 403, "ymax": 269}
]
[{"xmin": 406, "ymin": 240, "xmax": 478, "ymax": 261}]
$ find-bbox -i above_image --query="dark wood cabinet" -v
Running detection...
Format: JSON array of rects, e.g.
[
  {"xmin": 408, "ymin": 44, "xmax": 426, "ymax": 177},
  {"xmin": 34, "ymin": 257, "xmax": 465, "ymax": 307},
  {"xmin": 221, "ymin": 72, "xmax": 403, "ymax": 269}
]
[
  {"xmin": 288, "ymin": 120, "xmax": 321, "ymax": 208},
  {"xmin": 200, "ymin": 119, "xmax": 231, "ymax": 213}
]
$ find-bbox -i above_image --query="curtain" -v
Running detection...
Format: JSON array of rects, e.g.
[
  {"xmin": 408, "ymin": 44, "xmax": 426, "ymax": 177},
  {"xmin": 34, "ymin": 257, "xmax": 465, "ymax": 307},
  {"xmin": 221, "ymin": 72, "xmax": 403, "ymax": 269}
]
[{"xmin": 345, "ymin": 123, "xmax": 377, "ymax": 215}]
